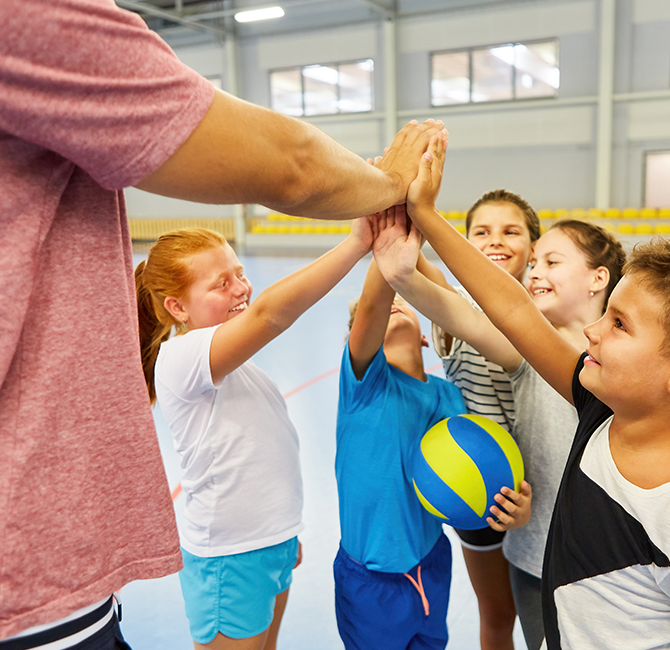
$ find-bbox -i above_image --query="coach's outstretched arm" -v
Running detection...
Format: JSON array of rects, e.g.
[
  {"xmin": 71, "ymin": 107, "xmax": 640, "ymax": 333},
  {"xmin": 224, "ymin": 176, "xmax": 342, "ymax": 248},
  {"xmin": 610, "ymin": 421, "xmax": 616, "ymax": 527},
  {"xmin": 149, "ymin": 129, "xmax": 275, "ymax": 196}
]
[{"xmin": 136, "ymin": 89, "xmax": 446, "ymax": 220}]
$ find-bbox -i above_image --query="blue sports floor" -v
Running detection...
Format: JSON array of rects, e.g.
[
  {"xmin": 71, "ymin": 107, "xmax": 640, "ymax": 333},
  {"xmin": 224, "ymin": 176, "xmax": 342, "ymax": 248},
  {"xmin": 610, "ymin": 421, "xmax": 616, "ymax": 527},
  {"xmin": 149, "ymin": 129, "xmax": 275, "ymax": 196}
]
[{"xmin": 123, "ymin": 251, "xmax": 528, "ymax": 650}]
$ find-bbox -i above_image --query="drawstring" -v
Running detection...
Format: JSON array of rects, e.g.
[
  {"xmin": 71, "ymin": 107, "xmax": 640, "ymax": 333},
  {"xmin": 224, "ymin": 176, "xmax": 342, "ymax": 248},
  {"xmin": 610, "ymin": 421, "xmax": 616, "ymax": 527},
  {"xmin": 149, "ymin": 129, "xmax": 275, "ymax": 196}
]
[{"xmin": 403, "ymin": 565, "xmax": 429, "ymax": 616}]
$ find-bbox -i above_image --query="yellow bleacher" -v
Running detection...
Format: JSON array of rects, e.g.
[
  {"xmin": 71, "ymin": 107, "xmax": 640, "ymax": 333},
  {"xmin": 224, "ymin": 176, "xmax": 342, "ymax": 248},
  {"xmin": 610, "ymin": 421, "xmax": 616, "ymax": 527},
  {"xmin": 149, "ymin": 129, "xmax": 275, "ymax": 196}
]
[
  {"xmin": 257, "ymin": 206, "xmax": 670, "ymax": 240},
  {"xmin": 131, "ymin": 207, "xmax": 670, "ymax": 243}
]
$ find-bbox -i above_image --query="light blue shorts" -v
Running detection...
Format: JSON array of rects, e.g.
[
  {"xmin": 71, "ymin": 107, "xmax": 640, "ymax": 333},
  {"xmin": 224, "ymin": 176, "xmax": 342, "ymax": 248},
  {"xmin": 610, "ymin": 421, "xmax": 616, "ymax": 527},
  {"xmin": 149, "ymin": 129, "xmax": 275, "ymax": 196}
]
[{"xmin": 179, "ymin": 537, "xmax": 298, "ymax": 643}]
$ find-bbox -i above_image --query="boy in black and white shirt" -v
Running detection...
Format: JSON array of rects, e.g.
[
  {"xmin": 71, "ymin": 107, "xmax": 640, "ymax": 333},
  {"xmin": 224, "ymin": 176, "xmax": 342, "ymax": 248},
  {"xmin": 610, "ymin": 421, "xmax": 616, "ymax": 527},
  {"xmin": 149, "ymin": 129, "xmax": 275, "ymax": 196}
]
[
  {"xmin": 541, "ymin": 356, "xmax": 670, "ymax": 649},
  {"xmin": 401, "ymin": 134, "xmax": 670, "ymax": 650}
]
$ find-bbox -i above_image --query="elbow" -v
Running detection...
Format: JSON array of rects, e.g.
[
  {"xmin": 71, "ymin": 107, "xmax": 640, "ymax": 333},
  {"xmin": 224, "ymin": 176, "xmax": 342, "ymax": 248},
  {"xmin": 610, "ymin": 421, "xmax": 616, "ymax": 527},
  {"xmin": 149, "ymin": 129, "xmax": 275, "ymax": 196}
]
[{"xmin": 253, "ymin": 299, "xmax": 295, "ymax": 340}]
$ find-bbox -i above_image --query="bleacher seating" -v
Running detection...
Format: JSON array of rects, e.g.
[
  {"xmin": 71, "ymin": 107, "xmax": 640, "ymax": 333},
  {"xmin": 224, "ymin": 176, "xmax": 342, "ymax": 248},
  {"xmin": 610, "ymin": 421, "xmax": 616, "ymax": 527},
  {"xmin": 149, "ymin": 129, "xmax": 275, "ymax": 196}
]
[{"xmin": 129, "ymin": 207, "xmax": 670, "ymax": 244}]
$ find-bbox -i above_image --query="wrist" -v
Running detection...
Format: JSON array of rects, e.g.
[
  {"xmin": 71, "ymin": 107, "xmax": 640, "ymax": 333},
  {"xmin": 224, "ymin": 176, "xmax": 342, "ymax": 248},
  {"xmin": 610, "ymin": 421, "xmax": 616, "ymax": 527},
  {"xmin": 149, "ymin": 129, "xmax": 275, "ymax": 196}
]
[
  {"xmin": 386, "ymin": 267, "xmax": 415, "ymax": 293},
  {"xmin": 408, "ymin": 203, "xmax": 440, "ymax": 227},
  {"xmin": 343, "ymin": 232, "xmax": 371, "ymax": 260},
  {"xmin": 384, "ymin": 170, "xmax": 407, "ymax": 204}
]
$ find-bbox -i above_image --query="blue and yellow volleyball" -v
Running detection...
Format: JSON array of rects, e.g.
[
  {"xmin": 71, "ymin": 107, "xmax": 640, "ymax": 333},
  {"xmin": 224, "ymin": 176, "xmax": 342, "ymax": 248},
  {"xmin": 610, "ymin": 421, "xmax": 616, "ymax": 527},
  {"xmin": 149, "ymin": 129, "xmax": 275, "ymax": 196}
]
[{"xmin": 412, "ymin": 415, "xmax": 524, "ymax": 530}]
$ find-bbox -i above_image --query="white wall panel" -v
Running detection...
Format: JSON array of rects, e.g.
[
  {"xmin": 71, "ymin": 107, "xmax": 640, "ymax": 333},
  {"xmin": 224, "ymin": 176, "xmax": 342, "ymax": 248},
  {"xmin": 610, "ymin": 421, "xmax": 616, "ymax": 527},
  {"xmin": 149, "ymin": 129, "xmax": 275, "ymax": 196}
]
[
  {"xmin": 125, "ymin": 187, "xmax": 235, "ymax": 218},
  {"xmin": 257, "ymin": 24, "xmax": 377, "ymax": 70},
  {"xmin": 440, "ymin": 146, "xmax": 596, "ymax": 210},
  {"xmin": 443, "ymin": 105, "xmax": 593, "ymax": 150},
  {"xmin": 400, "ymin": 1, "xmax": 595, "ymax": 53},
  {"xmin": 627, "ymin": 100, "xmax": 670, "ymax": 140},
  {"xmin": 633, "ymin": 0, "xmax": 670, "ymax": 24},
  {"xmin": 629, "ymin": 21, "xmax": 670, "ymax": 92},
  {"xmin": 312, "ymin": 119, "xmax": 382, "ymax": 155},
  {"xmin": 645, "ymin": 151, "xmax": 670, "ymax": 207}
]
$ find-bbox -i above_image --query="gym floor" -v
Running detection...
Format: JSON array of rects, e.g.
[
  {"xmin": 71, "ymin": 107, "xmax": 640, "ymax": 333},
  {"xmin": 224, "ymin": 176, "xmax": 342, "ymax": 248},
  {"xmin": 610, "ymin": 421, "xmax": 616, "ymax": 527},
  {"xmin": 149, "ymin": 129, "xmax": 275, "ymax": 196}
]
[{"xmin": 122, "ymin": 250, "xmax": 528, "ymax": 650}]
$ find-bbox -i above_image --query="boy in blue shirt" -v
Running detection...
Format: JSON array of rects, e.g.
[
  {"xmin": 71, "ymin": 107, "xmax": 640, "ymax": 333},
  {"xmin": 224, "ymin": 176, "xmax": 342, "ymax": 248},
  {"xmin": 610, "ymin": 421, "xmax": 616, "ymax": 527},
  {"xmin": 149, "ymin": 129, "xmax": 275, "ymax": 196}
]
[{"xmin": 334, "ymin": 210, "xmax": 466, "ymax": 650}]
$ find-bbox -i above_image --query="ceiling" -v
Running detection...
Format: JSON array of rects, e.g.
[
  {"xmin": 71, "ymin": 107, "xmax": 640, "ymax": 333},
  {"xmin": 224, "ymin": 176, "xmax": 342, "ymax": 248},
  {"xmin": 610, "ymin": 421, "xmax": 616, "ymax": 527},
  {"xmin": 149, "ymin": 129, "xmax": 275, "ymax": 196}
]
[{"xmin": 115, "ymin": 0, "xmax": 537, "ymax": 48}]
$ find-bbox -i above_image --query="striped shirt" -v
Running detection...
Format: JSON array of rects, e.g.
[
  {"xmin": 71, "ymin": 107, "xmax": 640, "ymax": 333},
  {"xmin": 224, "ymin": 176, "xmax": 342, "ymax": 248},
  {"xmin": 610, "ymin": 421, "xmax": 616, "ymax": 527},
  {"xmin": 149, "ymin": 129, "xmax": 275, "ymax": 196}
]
[{"xmin": 431, "ymin": 287, "xmax": 515, "ymax": 433}]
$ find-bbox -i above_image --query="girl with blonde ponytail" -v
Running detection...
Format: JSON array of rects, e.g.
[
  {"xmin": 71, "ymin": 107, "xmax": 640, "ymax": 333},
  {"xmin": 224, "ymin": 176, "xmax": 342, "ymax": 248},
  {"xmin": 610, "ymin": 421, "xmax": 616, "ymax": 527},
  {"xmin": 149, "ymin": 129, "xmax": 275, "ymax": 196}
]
[{"xmin": 136, "ymin": 222, "xmax": 375, "ymax": 650}]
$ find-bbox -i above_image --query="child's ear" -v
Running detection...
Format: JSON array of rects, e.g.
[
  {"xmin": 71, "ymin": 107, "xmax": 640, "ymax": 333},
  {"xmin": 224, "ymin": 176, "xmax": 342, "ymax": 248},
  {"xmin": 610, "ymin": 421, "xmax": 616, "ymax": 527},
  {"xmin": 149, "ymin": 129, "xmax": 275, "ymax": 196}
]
[
  {"xmin": 421, "ymin": 335, "xmax": 429, "ymax": 348},
  {"xmin": 591, "ymin": 266, "xmax": 610, "ymax": 294},
  {"xmin": 164, "ymin": 295, "xmax": 188, "ymax": 324}
]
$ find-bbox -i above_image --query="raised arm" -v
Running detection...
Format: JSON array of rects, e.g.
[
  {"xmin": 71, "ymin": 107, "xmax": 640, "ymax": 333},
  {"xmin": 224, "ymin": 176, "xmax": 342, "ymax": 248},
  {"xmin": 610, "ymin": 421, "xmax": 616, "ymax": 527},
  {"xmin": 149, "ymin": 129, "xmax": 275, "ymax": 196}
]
[
  {"xmin": 136, "ymin": 89, "xmax": 447, "ymax": 220},
  {"xmin": 416, "ymin": 251, "xmax": 459, "ymax": 357},
  {"xmin": 416, "ymin": 252, "xmax": 456, "ymax": 292},
  {"xmin": 407, "ymin": 137, "xmax": 580, "ymax": 402},
  {"xmin": 208, "ymin": 216, "xmax": 374, "ymax": 383},
  {"xmin": 373, "ymin": 206, "xmax": 522, "ymax": 372},
  {"xmin": 348, "ymin": 216, "xmax": 397, "ymax": 380}
]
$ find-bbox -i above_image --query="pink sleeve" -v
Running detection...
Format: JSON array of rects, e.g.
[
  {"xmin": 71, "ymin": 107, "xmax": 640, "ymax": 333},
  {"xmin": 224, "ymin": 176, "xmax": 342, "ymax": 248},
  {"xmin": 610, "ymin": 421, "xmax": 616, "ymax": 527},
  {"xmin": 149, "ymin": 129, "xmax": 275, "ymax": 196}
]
[{"xmin": 0, "ymin": 0, "xmax": 215, "ymax": 189}]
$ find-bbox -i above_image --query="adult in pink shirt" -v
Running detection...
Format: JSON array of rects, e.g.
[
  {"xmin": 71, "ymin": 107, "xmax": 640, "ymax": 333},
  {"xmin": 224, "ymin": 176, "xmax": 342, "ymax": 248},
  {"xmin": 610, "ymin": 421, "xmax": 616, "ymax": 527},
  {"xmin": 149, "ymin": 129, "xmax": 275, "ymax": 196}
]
[{"xmin": 0, "ymin": 0, "xmax": 444, "ymax": 648}]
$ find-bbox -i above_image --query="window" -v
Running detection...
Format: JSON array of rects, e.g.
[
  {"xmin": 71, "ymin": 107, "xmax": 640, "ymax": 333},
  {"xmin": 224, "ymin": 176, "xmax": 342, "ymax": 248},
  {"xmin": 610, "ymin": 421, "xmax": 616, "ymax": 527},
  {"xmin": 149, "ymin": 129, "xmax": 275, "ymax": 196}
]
[
  {"xmin": 431, "ymin": 39, "xmax": 559, "ymax": 106},
  {"xmin": 270, "ymin": 59, "xmax": 374, "ymax": 117}
]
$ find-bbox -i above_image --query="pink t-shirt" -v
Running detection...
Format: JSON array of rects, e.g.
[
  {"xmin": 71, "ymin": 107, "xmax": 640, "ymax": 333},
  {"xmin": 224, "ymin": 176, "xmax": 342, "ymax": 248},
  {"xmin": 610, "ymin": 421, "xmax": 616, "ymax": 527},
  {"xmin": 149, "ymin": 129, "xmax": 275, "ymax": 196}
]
[{"xmin": 0, "ymin": 0, "xmax": 215, "ymax": 639}]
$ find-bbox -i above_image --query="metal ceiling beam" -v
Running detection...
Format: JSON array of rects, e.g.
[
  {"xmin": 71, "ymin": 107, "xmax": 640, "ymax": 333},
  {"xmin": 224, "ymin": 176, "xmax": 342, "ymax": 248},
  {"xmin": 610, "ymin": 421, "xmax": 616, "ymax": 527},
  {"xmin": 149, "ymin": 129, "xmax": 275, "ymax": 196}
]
[
  {"xmin": 115, "ymin": 0, "xmax": 228, "ymax": 34},
  {"xmin": 358, "ymin": 0, "xmax": 394, "ymax": 19},
  {"xmin": 175, "ymin": 0, "xmax": 334, "ymax": 22}
]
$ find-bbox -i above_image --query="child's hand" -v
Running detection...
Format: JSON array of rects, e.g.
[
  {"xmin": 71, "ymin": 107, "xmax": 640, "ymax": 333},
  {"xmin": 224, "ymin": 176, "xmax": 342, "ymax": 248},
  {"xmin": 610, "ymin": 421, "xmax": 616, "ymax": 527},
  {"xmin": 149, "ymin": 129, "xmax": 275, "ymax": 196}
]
[
  {"xmin": 349, "ymin": 212, "xmax": 377, "ymax": 256},
  {"xmin": 406, "ymin": 131, "xmax": 448, "ymax": 220},
  {"xmin": 372, "ymin": 204, "xmax": 422, "ymax": 287},
  {"xmin": 486, "ymin": 480, "xmax": 532, "ymax": 532},
  {"xmin": 376, "ymin": 119, "xmax": 446, "ymax": 197}
]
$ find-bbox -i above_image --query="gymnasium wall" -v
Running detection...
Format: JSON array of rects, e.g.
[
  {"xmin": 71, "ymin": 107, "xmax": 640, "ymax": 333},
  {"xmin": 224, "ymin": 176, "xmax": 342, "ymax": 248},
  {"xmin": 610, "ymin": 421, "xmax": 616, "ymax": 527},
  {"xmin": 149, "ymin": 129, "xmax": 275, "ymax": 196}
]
[{"xmin": 125, "ymin": 0, "xmax": 670, "ymax": 220}]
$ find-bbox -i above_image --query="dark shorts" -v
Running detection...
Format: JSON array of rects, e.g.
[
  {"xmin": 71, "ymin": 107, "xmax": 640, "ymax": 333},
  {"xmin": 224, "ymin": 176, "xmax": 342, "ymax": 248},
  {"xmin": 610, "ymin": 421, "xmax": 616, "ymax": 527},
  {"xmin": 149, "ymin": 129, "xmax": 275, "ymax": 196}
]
[
  {"xmin": 0, "ymin": 598, "xmax": 131, "ymax": 650},
  {"xmin": 455, "ymin": 525, "xmax": 505, "ymax": 550},
  {"xmin": 334, "ymin": 534, "xmax": 452, "ymax": 650}
]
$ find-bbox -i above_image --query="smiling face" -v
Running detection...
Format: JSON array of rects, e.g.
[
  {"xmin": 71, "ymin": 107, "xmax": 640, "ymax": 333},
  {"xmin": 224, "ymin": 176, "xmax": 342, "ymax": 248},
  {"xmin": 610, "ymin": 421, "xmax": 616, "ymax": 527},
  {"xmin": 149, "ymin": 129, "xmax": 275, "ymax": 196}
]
[
  {"xmin": 581, "ymin": 274, "xmax": 670, "ymax": 416},
  {"xmin": 526, "ymin": 228, "xmax": 601, "ymax": 326},
  {"xmin": 179, "ymin": 244, "xmax": 253, "ymax": 330},
  {"xmin": 467, "ymin": 202, "xmax": 534, "ymax": 282}
]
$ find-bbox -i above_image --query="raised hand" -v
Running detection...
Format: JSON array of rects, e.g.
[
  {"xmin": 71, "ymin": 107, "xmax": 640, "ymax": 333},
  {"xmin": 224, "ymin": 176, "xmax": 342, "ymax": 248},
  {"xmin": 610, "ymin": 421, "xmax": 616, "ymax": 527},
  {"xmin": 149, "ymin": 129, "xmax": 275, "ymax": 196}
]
[
  {"xmin": 378, "ymin": 120, "xmax": 448, "ymax": 201},
  {"xmin": 372, "ymin": 204, "xmax": 422, "ymax": 287},
  {"xmin": 349, "ymin": 210, "xmax": 378, "ymax": 257},
  {"xmin": 487, "ymin": 480, "xmax": 532, "ymax": 532},
  {"xmin": 407, "ymin": 131, "xmax": 448, "ymax": 220}
]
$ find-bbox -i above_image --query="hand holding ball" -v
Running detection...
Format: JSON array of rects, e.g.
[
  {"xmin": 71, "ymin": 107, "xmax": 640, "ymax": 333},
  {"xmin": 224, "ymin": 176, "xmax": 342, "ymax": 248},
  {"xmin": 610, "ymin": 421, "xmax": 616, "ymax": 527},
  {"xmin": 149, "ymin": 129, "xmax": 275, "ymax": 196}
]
[{"xmin": 412, "ymin": 415, "xmax": 524, "ymax": 530}]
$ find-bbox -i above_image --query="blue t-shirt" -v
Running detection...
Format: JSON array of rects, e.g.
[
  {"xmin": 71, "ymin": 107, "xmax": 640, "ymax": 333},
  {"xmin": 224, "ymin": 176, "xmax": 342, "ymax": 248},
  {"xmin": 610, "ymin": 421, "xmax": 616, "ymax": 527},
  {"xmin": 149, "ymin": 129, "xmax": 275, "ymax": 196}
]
[{"xmin": 336, "ymin": 343, "xmax": 466, "ymax": 573}]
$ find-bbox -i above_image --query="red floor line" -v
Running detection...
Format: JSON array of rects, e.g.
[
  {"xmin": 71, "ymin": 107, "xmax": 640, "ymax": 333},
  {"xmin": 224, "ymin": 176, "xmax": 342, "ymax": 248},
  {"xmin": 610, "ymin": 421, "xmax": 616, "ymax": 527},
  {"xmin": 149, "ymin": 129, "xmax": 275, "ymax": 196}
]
[
  {"xmin": 171, "ymin": 366, "xmax": 340, "ymax": 502},
  {"xmin": 282, "ymin": 367, "xmax": 339, "ymax": 399}
]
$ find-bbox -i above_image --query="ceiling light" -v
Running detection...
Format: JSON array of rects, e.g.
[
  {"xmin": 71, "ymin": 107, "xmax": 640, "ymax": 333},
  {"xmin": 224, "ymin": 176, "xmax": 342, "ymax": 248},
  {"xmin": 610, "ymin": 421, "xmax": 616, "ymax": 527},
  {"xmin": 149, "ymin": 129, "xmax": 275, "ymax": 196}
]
[{"xmin": 234, "ymin": 6, "xmax": 285, "ymax": 23}]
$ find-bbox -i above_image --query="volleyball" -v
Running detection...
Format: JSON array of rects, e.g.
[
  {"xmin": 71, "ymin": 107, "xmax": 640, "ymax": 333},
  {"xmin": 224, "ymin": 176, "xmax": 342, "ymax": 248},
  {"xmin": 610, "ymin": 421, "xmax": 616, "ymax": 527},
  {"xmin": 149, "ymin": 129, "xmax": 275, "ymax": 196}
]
[{"xmin": 412, "ymin": 414, "xmax": 524, "ymax": 530}]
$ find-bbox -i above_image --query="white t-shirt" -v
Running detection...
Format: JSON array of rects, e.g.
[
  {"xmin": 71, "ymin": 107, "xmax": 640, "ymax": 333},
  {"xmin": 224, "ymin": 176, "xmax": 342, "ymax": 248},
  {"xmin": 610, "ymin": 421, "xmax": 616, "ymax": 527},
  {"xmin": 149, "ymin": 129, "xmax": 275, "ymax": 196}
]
[{"xmin": 155, "ymin": 326, "xmax": 304, "ymax": 557}]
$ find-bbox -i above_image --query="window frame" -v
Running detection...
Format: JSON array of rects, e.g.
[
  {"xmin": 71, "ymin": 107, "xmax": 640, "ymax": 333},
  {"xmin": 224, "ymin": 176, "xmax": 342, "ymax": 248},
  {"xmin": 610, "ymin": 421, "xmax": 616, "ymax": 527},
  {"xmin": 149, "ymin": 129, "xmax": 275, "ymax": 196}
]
[{"xmin": 430, "ymin": 38, "xmax": 559, "ymax": 107}]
